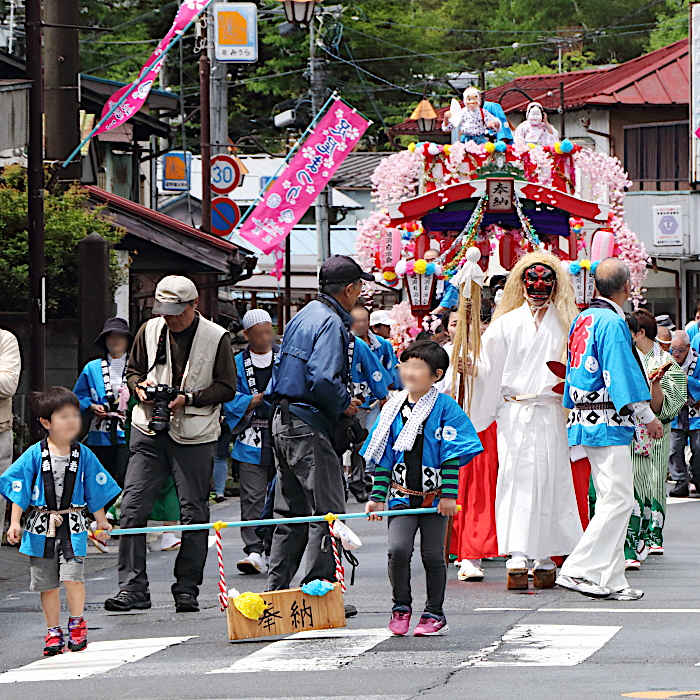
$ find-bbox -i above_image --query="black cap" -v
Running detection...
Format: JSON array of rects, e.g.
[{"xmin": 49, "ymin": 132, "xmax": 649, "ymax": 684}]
[{"xmin": 319, "ymin": 255, "xmax": 374, "ymax": 286}]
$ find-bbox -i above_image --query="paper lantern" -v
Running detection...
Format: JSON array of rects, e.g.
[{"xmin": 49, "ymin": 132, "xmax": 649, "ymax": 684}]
[{"xmin": 591, "ymin": 228, "xmax": 615, "ymax": 262}]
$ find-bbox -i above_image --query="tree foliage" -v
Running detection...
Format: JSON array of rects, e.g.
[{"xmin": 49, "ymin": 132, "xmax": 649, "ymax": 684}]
[
  {"xmin": 0, "ymin": 166, "xmax": 125, "ymax": 318},
  {"xmin": 75, "ymin": 0, "xmax": 687, "ymax": 151}
]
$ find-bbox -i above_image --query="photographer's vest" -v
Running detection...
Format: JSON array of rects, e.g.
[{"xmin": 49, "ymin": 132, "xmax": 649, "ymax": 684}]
[{"xmin": 131, "ymin": 316, "xmax": 226, "ymax": 444}]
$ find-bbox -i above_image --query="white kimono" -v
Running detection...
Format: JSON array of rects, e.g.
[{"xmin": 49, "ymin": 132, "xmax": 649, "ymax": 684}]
[{"xmin": 469, "ymin": 302, "xmax": 582, "ymax": 559}]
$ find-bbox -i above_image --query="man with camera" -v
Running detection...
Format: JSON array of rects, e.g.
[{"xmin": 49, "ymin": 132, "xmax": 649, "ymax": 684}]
[
  {"xmin": 267, "ymin": 255, "xmax": 373, "ymax": 605},
  {"xmin": 105, "ymin": 276, "xmax": 236, "ymax": 613}
]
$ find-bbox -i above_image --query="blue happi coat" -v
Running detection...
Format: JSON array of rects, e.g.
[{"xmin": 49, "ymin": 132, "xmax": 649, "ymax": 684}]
[
  {"xmin": 352, "ymin": 336, "xmax": 390, "ymax": 409},
  {"xmin": 360, "ymin": 392, "xmax": 482, "ymax": 508},
  {"xmin": 223, "ymin": 349, "xmax": 276, "ymax": 465},
  {"xmin": 563, "ymin": 307, "xmax": 650, "ymax": 447},
  {"xmin": 671, "ymin": 348, "xmax": 700, "ymax": 430},
  {"xmin": 73, "ymin": 358, "xmax": 126, "ymax": 446},
  {"xmin": 0, "ymin": 442, "xmax": 121, "ymax": 557},
  {"xmin": 368, "ymin": 332, "xmax": 402, "ymax": 389},
  {"xmin": 438, "ymin": 281, "xmax": 459, "ymax": 311}
]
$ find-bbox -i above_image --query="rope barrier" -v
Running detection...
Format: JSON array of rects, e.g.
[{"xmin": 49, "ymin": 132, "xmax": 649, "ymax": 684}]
[{"xmin": 104, "ymin": 506, "xmax": 457, "ymax": 536}]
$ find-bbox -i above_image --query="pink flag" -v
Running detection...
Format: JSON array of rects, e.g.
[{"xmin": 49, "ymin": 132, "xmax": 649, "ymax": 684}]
[
  {"xmin": 239, "ymin": 99, "xmax": 370, "ymax": 254},
  {"xmin": 96, "ymin": 0, "xmax": 212, "ymax": 135}
]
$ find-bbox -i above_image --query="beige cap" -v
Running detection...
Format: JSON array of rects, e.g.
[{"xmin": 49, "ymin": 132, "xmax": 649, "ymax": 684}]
[{"xmin": 152, "ymin": 275, "xmax": 198, "ymax": 316}]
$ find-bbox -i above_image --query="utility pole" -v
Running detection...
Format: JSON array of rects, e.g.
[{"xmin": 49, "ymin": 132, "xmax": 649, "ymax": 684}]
[
  {"xmin": 309, "ymin": 18, "xmax": 330, "ymax": 266},
  {"xmin": 44, "ymin": 0, "xmax": 80, "ymax": 181},
  {"xmin": 208, "ymin": 4, "xmax": 228, "ymax": 157},
  {"xmin": 200, "ymin": 18, "xmax": 212, "ymax": 235},
  {"xmin": 26, "ymin": 0, "xmax": 46, "ymax": 400}
]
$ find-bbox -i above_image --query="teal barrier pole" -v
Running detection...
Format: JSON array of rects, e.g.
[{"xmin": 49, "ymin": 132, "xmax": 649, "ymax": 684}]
[{"xmin": 106, "ymin": 507, "xmax": 444, "ymax": 536}]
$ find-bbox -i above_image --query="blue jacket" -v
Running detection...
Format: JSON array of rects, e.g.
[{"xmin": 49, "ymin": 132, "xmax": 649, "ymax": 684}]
[
  {"xmin": 223, "ymin": 348, "xmax": 276, "ymax": 464},
  {"xmin": 268, "ymin": 294, "xmax": 353, "ymax": 434},
  {"xmin": 438, "ymin": 281, "xmax": 459, "ymax": 311},
  {"xmin": 73, "ymin": 358, "xmax": 126, "ymax": 446},
  {"xmin": 352, "ymin": 336, "xmax": 390, "ymax": 408},
  {"xmin": 484, "ymin": 101, "xmax": 513, "ymax": 142},
  {"xmin": 672, "ymin": 348, "xmax": 700, "ymax": 430},
  {"xmin": 0, "ymin": 442, "xmax": 120, "ymax": 558}
]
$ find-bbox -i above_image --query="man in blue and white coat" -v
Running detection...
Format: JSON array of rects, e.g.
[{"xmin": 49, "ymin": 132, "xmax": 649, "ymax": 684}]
[
  {"xmin": 557, "ymin": 258, "xmax": 663, "ymax": 601},
  {"xmin": 668, "ymin": 330, "xmax": 700, "ymax": 497}
]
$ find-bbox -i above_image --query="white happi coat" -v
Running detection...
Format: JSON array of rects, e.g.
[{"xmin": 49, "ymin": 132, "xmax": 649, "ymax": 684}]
[{"xmin": 469, "ymin": 302, "xmax": 582, "ymax": 559}]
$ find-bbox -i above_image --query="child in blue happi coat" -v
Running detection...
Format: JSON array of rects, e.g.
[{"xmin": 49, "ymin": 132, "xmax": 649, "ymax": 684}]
[
  {"xmin": 0, "ymin": 388, "xmax": 120, "ymax": 657},
  {"xmin": 362, "ymin": 340, "xmax": 482, "ymax": 637}
]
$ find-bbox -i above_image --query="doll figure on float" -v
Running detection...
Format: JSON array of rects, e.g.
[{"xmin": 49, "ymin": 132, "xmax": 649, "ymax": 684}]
[
  {"xmin": 514, "ymin": 101, "xmax": 559, "ymax": 150},
  {"xmin": 442, "ymin": 86, "xmax": 512, "ymax": 145}
]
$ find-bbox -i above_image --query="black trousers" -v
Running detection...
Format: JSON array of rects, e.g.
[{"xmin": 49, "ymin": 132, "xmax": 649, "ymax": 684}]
[
  {"xmin": 90, "ymin": 444, "xmax": 129, "ymax": 512},
  {"xmin": 118, "ymin": 428, "xmax": 215, "ymax": 597},
  {"xmin": 387, "ymin": 513, "xmax": 447, "ymax": 616},
  {"xmin": 267, "ymin": 411, "xmax": 346, "ymax": 590}
]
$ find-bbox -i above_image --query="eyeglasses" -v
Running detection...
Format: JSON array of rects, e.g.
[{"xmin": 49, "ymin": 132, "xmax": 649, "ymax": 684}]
[{"xmin": 670, "ymin": 346, "xmax": 688, "ymax": 355}]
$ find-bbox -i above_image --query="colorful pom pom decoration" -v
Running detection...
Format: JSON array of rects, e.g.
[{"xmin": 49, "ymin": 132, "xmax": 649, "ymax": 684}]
[
  {"xmin": 569, "ymin": 261, "xmax": 581, "ymax": 275},
  {"xmin": 495, "ymin": 140, "xmax": 507, "ymax": 153},
  {"xmin": 300, "ymin": 579, "xmax": 335, "ymax": 597},
  {"xmin": 484, "ymin": 141, "xmax": 496, "ymax": 154},
  {"xmin": 560, "ymin": 139, "xmax": 574, "ymax": 154},
  {"xmin": 413, "ymin": 259, "xmax": 428, "ymax": 274},
  {"xmin": 233, "ymin": 592, "xmax": 267, "ymax": 620}
]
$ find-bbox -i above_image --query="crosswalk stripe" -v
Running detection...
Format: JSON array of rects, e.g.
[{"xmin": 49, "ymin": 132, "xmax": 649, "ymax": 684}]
[
  {"xmin": 462, "ymin": 624, "xmax": 620, "ymax": 667},
  {"xmin": 0, "ymin": 636, "xmax": 194, "ymax": 683},
  {"xmin": 209, "ymin": 628, "xmax": 392, "ymax": 674}
]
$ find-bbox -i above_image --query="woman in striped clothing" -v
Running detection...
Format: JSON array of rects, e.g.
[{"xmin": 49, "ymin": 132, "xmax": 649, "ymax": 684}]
[{"xmin": 624, "ymin": 310, "xmax": 687, "ymax": 570}]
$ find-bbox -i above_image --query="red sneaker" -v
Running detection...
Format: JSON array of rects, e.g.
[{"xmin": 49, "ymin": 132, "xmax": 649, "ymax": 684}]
[
  {"xmin": 413, "ymin": 614, "xmax": 448, "ymax": 636},
  {"xmin": 388, "ymin": 608, "xmax": 411, "ymax": 636},
  {"xmin": 43, "ymin": 627, "xmax": 64, "ymax": 656},
  {"xmin": 68, "ymin": 616, "xmax": 88, "ymax": 652}
]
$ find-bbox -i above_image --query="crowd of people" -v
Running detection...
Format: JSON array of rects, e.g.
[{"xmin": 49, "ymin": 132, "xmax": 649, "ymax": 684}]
[{"xmin": 1, "ymin": 251, "xmax": 698, "ymax": 653}]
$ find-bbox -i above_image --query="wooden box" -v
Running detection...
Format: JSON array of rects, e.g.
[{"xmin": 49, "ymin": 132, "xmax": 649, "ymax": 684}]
[{"xmin": 226, "ymin": 584, "xmax": 346, "ymax": 641}]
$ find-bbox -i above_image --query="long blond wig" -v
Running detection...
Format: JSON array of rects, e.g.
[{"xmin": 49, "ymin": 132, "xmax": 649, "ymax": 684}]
[{"xmin": 493, "ymin": 251, "xmax": 579, "ymax": 343}]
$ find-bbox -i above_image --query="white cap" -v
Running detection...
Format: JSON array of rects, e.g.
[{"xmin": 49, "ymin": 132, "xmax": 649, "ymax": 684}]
[
  {"xmin": 242, "ymin": 308, "xmax": 272, "ymax": 330},
  {"xmin": 152, "ymin": 275, "xmax": 198, "ymax": 315},
  {"xmin": 370, "ymin": 310, "xmax": 392, "ymax": 327}
]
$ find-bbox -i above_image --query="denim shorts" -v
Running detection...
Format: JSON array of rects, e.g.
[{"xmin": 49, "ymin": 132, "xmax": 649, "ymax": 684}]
[{"xmin": 29, "ymin": 549, "xmax": 84, "ymax": 592}]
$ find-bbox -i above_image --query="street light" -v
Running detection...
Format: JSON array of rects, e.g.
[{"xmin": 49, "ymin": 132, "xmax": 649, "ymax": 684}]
[
  {"xmin": 410, "ymin": 98, "xmax": 438, "ymax": 133},
  {"xmin": 277, "ymin": 0, "xmax": 319, "ymax": 27}
]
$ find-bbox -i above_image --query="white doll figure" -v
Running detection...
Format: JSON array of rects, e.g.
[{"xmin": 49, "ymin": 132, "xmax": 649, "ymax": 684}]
[
  {"xmin": 442, "ymin": 87, "xmax": 501, "ymax": 145},
  {"xmin": 514, "ymin": 101, "xmax": 559, "ymax": 150}
]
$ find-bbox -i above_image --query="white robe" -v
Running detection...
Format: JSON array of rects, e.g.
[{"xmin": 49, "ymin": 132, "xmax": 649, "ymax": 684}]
[{"xmin": 468, "ymin": 302, "xmax": 582, "ymax": 559}]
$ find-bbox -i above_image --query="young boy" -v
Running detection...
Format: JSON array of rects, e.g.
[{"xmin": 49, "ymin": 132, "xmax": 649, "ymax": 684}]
[
  {"xmin": 0, "ymin": 388, "xmax": 120, "ymax": 656},
  {"xmin": 362, "ymin": 340, "xmax": 482, "ymax": 636},
  {"xmin": 223, "ymin": 309, "xmax": 278, "ymax": 575}
]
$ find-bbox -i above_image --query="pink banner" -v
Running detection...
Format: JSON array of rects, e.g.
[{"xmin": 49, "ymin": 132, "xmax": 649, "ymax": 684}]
[
  {"xmin": 97, "ymin": 0, "xmax": 211, "ymax": 135},
  {"xmin": 239, "ymin": 99, "xmax": 370, "ymax": 254}
]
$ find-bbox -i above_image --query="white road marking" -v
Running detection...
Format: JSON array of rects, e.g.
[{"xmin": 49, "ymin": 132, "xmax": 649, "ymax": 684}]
[
  {"xmin": 538, "ymin": 608, "xmax": 700, "ymax": 614},
  {"xmin": 462, "ymin": 624, "xmax": 620, "ymax": 667},
  {"xmin": 474, "ymin": 607, "xmax": 535, "ymax": 612},
  {"xmin": 0, "ymin": 636, "xmax": 194, "ymax": 683},
  {"xmin": 667, "ymin": 497, "xmax": 700, "ymax": 505},
  {"xmin": 209, "ymin": 628, "xmax": 392, "ymax": 674}
]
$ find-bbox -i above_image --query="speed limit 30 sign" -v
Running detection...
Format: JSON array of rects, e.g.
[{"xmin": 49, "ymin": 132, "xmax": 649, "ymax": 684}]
[{"xmin": 211, "ymin": 154, "xmax": 242, "ymax": 194}]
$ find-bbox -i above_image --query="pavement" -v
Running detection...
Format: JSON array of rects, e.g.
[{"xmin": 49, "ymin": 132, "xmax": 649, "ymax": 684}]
[{"xmin": 2, "ymin": 494, "xmax": 700, "ymax": 699}]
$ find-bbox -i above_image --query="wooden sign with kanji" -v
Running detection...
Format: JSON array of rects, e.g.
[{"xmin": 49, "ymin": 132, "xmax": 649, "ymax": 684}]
[{"xmin": 226, "ymin": 585, "xmax": 346, "ymax": 641}]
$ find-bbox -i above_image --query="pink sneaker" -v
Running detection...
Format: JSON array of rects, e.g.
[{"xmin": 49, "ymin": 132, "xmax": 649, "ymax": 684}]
[
  {"xmin": 413, "ymin": 614, "xmax": 448, "ymax": 636},
  {"xmin": 388, "ymin": 608, "xmax": 411, "ymax": 636}
]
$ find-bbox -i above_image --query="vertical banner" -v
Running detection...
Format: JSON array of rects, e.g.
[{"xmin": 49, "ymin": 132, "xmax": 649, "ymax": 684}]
[
  {"xmin": 692, "ymin": 1, "xmax": 700, "ymax": 182},
  {"xmin": 238, "ymin": 99, "xmax": 369, "ymax": 254},
  {"xmin": 96, "ymin": 0, "xmax": 212, "ymax": 135}
]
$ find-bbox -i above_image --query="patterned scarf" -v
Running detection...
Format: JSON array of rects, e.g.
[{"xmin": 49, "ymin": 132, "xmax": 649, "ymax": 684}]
[{"xmin": 363, "ymin": 386, "xmax": 439, "ymax": 466}]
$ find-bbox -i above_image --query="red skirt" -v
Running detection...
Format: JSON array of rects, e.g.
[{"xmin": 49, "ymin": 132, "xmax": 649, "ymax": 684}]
[{"xmin": 450, "ymin": 422, "xmax": 499, "ymax": 560}]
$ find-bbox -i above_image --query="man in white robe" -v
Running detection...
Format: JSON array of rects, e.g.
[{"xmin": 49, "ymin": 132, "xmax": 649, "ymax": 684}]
[{"xmin": 468, "ymin": 252, "xmax": 582, "ymax": 590}]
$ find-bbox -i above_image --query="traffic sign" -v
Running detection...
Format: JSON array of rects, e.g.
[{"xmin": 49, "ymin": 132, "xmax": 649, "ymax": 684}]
[
  {"xmin": 211, "ymin": 196, "xmax": 241, "ymax": 237},
  {"xmin": 211, "ymin": 154, "xmax": 242, "ymax": 194},
  {"xmin": 161, "ymin": 151, "xmax": 192, "ymax": 191},
  {"xmin": 213, "ymin": 3, "xmax": 258, "ymax": 63}
]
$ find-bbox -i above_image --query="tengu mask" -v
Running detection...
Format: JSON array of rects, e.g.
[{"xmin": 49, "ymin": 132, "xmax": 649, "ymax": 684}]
[{"xmin": 522, "ymin": 263, "xmax": 555, "ymax": 305}]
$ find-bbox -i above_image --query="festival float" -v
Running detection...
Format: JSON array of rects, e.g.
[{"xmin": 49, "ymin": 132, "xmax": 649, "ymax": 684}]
[{"xmin": 356, "ymin": 89, "xmax": 649, "ymax": 357}]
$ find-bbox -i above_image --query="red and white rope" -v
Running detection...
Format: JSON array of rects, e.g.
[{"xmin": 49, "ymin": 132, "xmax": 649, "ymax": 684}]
[
  {"xmin": 214, "ymin": 526, "xmax": 228, "ymax": 611},
  {"xmin": 328, "ymin": 522, "xmax": 346, "ymax": 593}
]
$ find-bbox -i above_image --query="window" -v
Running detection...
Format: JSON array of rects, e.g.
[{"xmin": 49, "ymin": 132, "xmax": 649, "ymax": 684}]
[{"xmin": 624, "ymin": 121, "xmax": 689, "ymax": 191}]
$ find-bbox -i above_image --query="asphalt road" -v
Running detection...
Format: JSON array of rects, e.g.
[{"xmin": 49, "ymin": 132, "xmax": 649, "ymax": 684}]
[{"xmin": 2, "ymin": 495, "xmax": 700, "ymax": 700}]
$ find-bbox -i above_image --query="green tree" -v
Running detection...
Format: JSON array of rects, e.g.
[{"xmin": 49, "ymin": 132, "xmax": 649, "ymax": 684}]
[{"xmin": 0, "ymin": 166, "xmax": 125, "ymax": 318}]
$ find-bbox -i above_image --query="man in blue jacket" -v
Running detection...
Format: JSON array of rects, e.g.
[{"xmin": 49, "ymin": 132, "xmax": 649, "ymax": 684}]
[{"xmin": 267, "ymin": 255, "xmax": 373, "ymax": 599}]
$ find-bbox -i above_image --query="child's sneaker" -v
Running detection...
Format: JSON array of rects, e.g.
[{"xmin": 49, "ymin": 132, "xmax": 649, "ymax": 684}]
[
  {"xmin": 413, "ymin": 614, "xmax": 448, "ymax": 636},
  {"xmin": 43, "ymin": 626, "xmax": 65, "ymax": 656},
  {"xmin": 67, "ymin": 616, "xmax": 87, "ymax": 652},
  {"xmin": 388, "ymin": 607, "xmax": 411, "ymax": 636}
]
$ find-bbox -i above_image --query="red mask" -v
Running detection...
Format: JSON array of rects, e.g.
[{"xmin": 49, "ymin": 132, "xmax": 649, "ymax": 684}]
[{"xmin": 522, "ymin": 263, "xmax": 555, "ymax": 304}]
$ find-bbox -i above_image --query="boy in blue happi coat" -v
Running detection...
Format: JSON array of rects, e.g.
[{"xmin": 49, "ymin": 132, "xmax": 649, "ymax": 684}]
[
  {"xmin": 362, "ymin": 340, "xmax": 482, "ymax": 637},
  {"xmin": 222, "ymin": 309, "xmax": 278, "ymax": 574},
  {"xmin": 0, "ymin": 388, "xmax": 120, "ymax": 656}
]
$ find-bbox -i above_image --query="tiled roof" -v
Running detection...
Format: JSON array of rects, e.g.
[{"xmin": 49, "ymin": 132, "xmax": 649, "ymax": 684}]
[{"xmin": 330, "ymin": 152, "xmax": 393, "ymax": 189}]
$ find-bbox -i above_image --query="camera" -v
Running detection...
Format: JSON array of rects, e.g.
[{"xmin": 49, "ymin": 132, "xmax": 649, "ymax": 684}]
[{"xmin": 144, "ymin": 384, "xmax": 181, "ymax": 432}]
